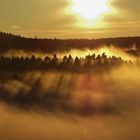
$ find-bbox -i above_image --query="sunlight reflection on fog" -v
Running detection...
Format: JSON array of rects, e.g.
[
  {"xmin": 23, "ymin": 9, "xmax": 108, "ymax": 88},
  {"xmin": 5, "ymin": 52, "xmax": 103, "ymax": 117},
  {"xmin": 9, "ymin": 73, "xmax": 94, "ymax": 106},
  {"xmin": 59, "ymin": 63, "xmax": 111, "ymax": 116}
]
[
  {"xmin": 0, "ymin": 65, "xmax": 140, "ymax": 140},
  {"xmin": 2, "ymin": 45, "xmax": 136, "ymax": 62}
]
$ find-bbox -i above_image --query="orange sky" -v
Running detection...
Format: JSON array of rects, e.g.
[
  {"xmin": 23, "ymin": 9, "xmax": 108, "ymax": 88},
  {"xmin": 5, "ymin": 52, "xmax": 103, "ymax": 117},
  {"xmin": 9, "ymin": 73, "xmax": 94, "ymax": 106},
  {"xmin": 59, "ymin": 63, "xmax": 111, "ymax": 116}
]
[{"xmin": 0, "ymin": 0, "xmax": 140, "ymax": 38}]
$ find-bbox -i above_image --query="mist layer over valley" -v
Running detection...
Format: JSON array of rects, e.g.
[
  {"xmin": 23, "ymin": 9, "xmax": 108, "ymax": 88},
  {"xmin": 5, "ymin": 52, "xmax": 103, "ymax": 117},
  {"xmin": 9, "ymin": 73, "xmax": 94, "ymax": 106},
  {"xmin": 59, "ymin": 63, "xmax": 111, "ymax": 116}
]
[
  {"xmin": 0, "ymin": 65, "xmax": 140, "ymax": 140},
  {"xmin": 0, "ymin": 32, "xmax": 140, "ymax": 140}
]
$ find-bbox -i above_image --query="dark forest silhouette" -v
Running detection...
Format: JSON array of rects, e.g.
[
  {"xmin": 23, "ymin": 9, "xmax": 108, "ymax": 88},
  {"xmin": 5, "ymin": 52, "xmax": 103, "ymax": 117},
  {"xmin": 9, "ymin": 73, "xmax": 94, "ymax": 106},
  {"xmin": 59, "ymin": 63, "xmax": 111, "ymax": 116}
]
[
  {"xmin": 0, "ymin": 32, "xmax": 140, "ymax": 57},
  {"xmin": 0, "ymin": 54, "xmax": 136, "ymax": 72}
]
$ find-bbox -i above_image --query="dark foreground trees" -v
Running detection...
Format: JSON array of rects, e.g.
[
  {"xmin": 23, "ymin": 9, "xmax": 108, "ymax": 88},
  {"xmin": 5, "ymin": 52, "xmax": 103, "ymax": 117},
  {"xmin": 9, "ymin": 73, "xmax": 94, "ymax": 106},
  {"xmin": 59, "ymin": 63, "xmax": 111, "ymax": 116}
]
[{"xmin": 0, "ymin": 53, "xmax": 136, "ymax": 72}]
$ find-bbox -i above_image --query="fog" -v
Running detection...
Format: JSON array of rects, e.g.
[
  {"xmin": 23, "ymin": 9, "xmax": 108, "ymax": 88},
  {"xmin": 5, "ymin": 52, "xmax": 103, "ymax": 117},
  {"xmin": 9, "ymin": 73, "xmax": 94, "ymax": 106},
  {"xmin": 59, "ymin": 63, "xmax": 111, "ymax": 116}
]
[
  {"xmin": 0, "ymin": 64, "xmax": 140, "ymax": 140},
  {"xmin": 1, "ymin": 45, "xmax": 136, "ymax": 61}
]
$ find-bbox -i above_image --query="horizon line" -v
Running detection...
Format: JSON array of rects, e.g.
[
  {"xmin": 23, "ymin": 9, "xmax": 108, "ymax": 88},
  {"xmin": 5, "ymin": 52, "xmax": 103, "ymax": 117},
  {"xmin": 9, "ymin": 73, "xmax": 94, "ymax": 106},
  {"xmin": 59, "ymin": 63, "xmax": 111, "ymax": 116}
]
[{"xmin": 1, "ymin": 31, "xmax": 140, "ymax": 40}]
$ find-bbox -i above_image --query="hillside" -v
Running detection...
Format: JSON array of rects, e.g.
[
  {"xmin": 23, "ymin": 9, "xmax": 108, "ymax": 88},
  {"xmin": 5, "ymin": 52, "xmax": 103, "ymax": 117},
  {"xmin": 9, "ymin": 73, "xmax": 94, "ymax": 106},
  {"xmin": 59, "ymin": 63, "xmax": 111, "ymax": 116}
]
[{"xmin": 0, "ymin": 32, "xmax": 140, "ymax": 56}]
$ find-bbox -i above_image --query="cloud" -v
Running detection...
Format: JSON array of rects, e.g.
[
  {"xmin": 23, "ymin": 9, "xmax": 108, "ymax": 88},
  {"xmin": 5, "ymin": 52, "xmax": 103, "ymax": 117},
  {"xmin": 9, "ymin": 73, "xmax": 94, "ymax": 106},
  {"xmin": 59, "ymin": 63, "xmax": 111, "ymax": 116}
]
[
  {"xmin": 0, "ymin": 0, "xmax": 76, "ymax": 30},
  {"xmin": 104, "ymin": 0, "xmax": 140, "ymax": 22},
  {"xmin": 11, "ymin": 26, "xmax": 20, "ymax": 29},
  {"xmin": 0, "ymin": 0, "xmax": 140, "ymax": 38}
]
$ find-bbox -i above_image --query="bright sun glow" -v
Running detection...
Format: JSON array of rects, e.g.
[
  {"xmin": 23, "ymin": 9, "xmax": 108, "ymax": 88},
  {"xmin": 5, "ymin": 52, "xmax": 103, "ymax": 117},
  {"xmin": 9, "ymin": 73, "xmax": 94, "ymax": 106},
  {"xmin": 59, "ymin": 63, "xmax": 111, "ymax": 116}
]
[{"xmin": 71, "ymin": 0, "xmax": 110, "ymax": 20}]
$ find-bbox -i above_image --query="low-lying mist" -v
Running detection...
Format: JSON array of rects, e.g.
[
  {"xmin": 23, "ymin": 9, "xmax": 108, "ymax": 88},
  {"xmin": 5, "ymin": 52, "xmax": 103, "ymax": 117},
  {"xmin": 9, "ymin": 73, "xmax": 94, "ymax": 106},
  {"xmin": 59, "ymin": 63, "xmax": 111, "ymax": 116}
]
[
  {"xmin": 1, "ymin": 45, "xmax": 137, "ymax": 61},
  {"xmin": 0, "ymin": 64, "xmax": 140, "ymax": 140},
  {"xmin": 0, "ymin": 33, "xmax": 140, "ymax": 139}
]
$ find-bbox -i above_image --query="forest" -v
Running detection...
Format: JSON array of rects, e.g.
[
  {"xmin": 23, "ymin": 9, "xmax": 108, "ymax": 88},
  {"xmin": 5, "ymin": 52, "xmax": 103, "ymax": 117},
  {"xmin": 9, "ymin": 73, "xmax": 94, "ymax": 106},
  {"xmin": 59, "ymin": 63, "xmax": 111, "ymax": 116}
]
[
  {"xmin": 0, "ymin": 53, "xmax": 137, "ymax": 72},
  {"xmin": 0, "ymin": 32, "xmax": 140, "ymax": 57},
  {"xmin": 0, "ymin": 32, "xmax": 140, "ymax": 140}
]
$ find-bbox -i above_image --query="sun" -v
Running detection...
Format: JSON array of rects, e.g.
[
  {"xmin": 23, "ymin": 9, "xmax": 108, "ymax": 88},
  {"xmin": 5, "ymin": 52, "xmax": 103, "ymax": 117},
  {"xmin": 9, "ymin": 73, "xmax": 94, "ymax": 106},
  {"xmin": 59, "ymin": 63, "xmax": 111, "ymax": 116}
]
[{"xmin": 70, "ymin": 0, "xmax": 110, "ymax": 20}]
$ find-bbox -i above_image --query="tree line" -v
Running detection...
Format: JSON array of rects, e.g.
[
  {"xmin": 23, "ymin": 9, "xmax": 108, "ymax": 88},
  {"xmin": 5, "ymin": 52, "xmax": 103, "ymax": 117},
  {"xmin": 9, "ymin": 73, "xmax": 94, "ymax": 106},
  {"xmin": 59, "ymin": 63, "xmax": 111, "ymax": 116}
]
[
  {"xmin": 0, "ymin": 53, "xmax": 135, "ymax": 72},
  {"xmin": 0, "ymin": 32, "xmax": 140, "ymax": 55}
]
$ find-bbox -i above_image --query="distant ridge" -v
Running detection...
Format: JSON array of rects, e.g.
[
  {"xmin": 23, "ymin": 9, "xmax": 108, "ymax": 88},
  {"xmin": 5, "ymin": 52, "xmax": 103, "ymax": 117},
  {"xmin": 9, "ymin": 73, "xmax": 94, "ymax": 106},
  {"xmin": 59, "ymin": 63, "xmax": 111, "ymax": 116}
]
[{"xmin": 0, "ymin": 32, "xmax": 140, "ymax": 56}]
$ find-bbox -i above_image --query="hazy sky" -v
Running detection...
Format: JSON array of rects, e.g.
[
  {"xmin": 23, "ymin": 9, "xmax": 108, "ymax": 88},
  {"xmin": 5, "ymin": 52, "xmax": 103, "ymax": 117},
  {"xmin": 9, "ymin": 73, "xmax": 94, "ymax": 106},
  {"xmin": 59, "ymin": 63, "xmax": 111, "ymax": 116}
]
[{"xmin": 0, "ymin": 0, "xmax": 140, "ymax": 38}]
